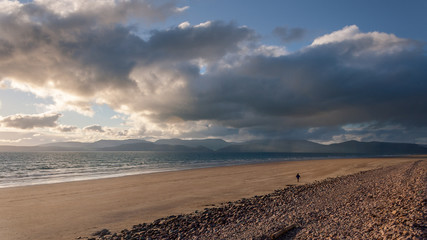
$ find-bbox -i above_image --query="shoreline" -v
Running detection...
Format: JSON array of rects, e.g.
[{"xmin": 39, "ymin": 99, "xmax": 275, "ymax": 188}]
[
  {"xmin": 0, "ymin": 156, "xmax": 424, "ymax": 240},
  {"xmin": 0, "ymin": 154, "xmax": 419, "ymax": 189}
]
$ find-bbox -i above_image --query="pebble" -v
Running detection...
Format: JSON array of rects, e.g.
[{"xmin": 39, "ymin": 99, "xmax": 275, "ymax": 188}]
[{"xmin": 89, "ymin": 160, "xmax": 426, "ymax": 240}]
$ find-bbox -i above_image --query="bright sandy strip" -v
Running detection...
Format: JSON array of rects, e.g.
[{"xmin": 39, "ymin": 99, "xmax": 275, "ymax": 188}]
[{"xmin": 0, "ymin": 156, "xmax": 424, "ymax": 240}]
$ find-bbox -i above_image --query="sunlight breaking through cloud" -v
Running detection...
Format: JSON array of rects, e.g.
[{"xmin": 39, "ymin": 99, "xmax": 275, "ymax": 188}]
[{"xmin": 0, "ymin": 1, "xmax": 426, "ymax": 144}]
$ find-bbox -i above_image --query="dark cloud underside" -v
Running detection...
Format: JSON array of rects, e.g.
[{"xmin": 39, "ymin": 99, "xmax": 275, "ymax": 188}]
[
  {"xmin": 273, "ymin": 26, "xmax": 306, "ymax": 43},
  {"xmin": 0, "ymin": 113, "xmax": 61, "ymax": 129},
  {"xmin": 0, "ymin": 1, "xmax": 426, "ymax": 143}
]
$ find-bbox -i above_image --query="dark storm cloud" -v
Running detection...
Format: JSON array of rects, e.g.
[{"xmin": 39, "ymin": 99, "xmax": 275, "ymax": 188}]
[
  {"xmin": 0, "ymin": 1, "xmax": 426, "ymax": 143},
  {"xmin": 273, "ymin": 26, "xmax": 306, "ymax": 43},
  {"xmin": 146, "ymin": 22, "xmax": 255, "ymax": 62},
  {"xmin": 84, "ymin": 125, "xmax": 105, "ymax": 133},
  {"xmin": 0, "ymin": 1, "xmax": 254, "ymax": 101},
  {"xmin": 0, "ymin": 113, "xmax": 61, "ymax": 129},
  {"xmin": 150, "ymin": 26, "xmax": 427, "ymax": 143},
  {"xmin": 179, "ymin": 46, "xmax": 427, "ymax": 126},
  {"xmin": 57, "ymin": 125, "xmax": 78, "ymax": 132},
  {"xmin": 0, "ymin": 2, "xmax": 147, "ymax": 97}
]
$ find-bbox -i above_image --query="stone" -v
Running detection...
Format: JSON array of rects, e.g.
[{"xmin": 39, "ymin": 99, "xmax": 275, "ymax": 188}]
[{"xmin": 92, "ymin": 229, "xmax": 111, "ymax": 237}]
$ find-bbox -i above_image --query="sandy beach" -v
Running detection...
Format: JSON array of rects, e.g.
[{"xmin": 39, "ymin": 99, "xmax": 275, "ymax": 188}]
[{"xmin": 0, "ymin": 156, "xmax": 422, "ymax": 240}]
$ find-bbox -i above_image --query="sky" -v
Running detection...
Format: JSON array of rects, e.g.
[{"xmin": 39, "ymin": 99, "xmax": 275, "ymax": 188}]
[{"xmin": 0, "ymin": 0, "xmax": 426, "ymax": 146}]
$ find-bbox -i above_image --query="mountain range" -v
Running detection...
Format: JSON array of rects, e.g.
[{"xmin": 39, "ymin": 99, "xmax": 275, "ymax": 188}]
[{"xmin": 0, "ymin": 138, "xmax": 426, "ymax": 155}]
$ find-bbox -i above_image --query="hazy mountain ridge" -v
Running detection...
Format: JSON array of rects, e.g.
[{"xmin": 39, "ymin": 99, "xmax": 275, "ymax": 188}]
[
  {"xmin": 0, "ymin": 139, "xmax": 426, "ymax": 154},
  {"xmin": 100, "ymin": 141, "xmax": 212, "ymax": 152},
  {"xmin": 323, "ymin": 140, "xmax": 427, "ymax": 154},
  {"xmin": 0, "ymin": 145, "xmax": 86, "ymax": 152},
  {"xmin": 219, "ymin": 139, "xmax": 427, "ymax": 154},
  {"xmin": 38, "ymin": 139, "xmax": 148, "ymax": 150},
  {"xmin": 218, "ymin": 139, "xmax": 325, "ymax": 153},
  {"xmin": 155, "ymin": 138, "xmax": 231, "ymax": 151}
]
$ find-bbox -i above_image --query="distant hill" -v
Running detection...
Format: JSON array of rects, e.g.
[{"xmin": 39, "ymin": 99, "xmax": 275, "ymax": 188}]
[
  {"xmin": 323, "ymin": 140, "xmax": 427, "ymax": 154},
  {"xmin": 100, "ymin": 142, "xmax": 212, "ymax": 152},
  {"xmin": 155, "ymin": 138, "xmax": 231, "ymax": 151},
  {"xmin": 0, "ymin": 145, "xmax": 37, "ymax": 152},
  {"xmin": 0, "ymin": 138, "xmax": 426, "ymax": 154},
  {"xmin": 38, "ymin": 139, "xmax": 147, "ymax": 150},
  {"xmin": 217, "ymin": 139, "xmax": 427, "ymax": 154},
  {"xmin": 0, "ymin": 139, "xmax": 213, "ymax": 152},
  {"xmin": 218, "ymin": 139, "xmax": 325, "ymax": 152},
  {"xmin": 38, "ymin": 141, "xmax": 88, "ymax": 149},
  {"xmin": 0, "ymin": 145, "xmax": 86, "ymax": 152}
]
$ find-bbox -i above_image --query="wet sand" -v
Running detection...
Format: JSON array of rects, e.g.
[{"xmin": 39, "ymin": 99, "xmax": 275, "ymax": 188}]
[{"xmin": 0, "ymin": 156, "xmax": 421, "ymax": 240}]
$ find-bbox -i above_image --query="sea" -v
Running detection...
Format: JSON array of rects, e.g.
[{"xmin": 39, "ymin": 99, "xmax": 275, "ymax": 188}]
[{"xmin": 0, "ymin": 151, "xmax": 375, "ymax": 188}]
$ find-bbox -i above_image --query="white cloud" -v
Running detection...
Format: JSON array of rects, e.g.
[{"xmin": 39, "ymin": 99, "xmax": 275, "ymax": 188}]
[
  {"xmin": 0, "ymin": 138, "xmax": 30, "ymax": 144},
  {"xmin": 4, "ymin": 80, "xmax": 94, "ymax": 116},
  {"xmin": 34, "ymin": 0, "xmax": 115, "ymax": 17},
  {"xmin": 195, "ymin": 21, "xmax": 212, "ymax": 28},
  {"xmin": 178, "ymin": 21, "xmax": 190, "ymax": 29},
  {"xmin": 175, "ymin": 6, "xmax": 189, "ymax": 13},
  {"xmin": 0, "ymin": 2, "xmax": 425, "ymax": 144},
  {"xmin": 310, "ymin": 25, "xmax": 414, "ymax": 55},
  {"xmin": 32, "ymin": 0, "xmax": 180, "ymax": 23},
  {"xmin": 311, "ymin": 25, "xmax": 360, "ymax": 46},
  {"xmin": 0, "ymin": 0, "xmax": 22, "ymax": 15},
  {"xmin": 111, "ymin": 115, "xmax": 122, "ymax": 120}
]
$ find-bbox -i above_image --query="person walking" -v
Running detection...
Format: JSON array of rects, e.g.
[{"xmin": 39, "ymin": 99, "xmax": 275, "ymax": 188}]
[{"xmin": 296, "ymin": 173, "xmax": 301, "ymax": 182}]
